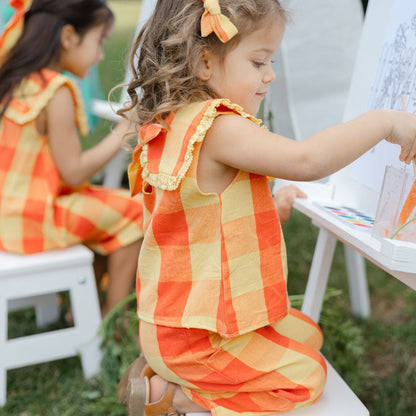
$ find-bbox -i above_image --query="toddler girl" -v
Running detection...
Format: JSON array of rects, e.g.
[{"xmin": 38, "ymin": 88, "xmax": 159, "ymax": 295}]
[
  {"xmin": 0, "ymin": 0, "xmax": 143, "ymax": 316},
  {"xmin": 119, "ymin": 0, "xmax": 416, "ymax": 415}
]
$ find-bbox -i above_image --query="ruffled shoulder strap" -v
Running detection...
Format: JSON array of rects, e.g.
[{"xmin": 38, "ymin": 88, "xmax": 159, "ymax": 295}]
[
  {"xmin": 4, "ymin": 69, "xmax": 89, "ymax": 136},
  {"xmin": 128, "ymin": 98, "xmax": 261, "ymax": 195}
]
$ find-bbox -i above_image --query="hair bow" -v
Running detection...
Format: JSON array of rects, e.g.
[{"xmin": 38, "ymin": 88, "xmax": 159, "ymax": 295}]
[
  {"xmin": 0, "ymin": 0, "xmax": 33, "ymax": 66},
  {"xmin": 200, "ymin": 0, "xmax": 238, "ymax": 43}
]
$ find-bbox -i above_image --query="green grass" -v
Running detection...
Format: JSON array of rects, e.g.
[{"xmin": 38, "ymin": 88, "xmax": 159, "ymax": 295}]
[
  {"xmin": 3, "ymin": 211, "xmax": 416, "ymax": 415},
  {"xmin": 3, "ymin": 1, "xmax": 416, "ymax": 414}
]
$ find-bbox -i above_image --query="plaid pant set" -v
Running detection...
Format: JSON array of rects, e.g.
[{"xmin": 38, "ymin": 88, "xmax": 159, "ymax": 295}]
[
  {"xmin": 0, "ymin": 69, "xmax": 143, "ymax": 254},
  {"xmin": 128, "ymin": 100, "xmax": 327, "ymax": 415}
]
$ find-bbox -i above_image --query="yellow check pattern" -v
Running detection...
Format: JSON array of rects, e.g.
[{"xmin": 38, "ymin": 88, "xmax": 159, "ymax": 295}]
[
  {"xmin": 140, "ymin": 308, "xmax": 326, "ymax": 415},
  {"xmin": 0, "ymin": 69, "xmax": 143, "ymax": 254},
  {"xmin": 130, "ymin": 100, "xmax": 289, "ymax": 338}
]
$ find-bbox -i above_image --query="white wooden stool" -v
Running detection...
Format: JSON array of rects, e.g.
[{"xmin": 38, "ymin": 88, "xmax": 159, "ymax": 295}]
[
  {"xmin": 0, "ymin": 244, "xmax": 102, "ymax": 407},
  {"xmin": 181, "ymin": 359, "xmax": 369, "ymax": 415},
  {"xmin": 289, "ymin": 359, "xmax": 369, "ymax": 415}
]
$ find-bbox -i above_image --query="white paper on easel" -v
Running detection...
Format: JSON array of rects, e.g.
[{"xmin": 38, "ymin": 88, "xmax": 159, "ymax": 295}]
[{"xmin": 351, "ymin": 0, "xmax": 416, "ymax": 193}]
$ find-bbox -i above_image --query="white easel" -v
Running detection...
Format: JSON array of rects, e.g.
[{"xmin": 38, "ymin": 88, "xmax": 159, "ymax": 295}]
[
  {"xmin": 296, "ymin": 0, "xmax": 416, "ymax": 323},
  {"xmin": 268, "ymin": 0, "xmax": 371, "ymax": 321}
]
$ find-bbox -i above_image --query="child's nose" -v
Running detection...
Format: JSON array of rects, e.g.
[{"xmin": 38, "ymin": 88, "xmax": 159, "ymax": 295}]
[{"xmin": 264, "ymin": 64, "xmax": 276, "ymax": 84}]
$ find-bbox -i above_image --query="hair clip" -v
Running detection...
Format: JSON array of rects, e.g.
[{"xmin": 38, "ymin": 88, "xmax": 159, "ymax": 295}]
[
  {"xmin": 200, "ymin": 0, "xmax": 238, "ymax": 43},
  {"xmin": 0, "ymin": 0, "xmax": 33, "ymax": 65}
]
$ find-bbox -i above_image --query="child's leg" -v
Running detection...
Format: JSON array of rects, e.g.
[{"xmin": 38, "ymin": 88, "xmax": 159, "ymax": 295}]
[
  {"xmin": 139, "ymin": 310, "xmax": 326, "ymax": 415},
  {"xmin": 93, "ymin": 252, "xmax": 107, "ymax": 308},
  {"xmin": 102, "ymin": 239, "xmax": 142, "ymax": 316}
]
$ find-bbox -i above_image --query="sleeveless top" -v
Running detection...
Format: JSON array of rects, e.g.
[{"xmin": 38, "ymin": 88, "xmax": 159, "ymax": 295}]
[
  {"xmin": 0, "ymin": 69, "xmax": 143, "ymax": 254},
  {"xmin": 129, "ymin": 99, "xmax": 289, "ymax": 338}
]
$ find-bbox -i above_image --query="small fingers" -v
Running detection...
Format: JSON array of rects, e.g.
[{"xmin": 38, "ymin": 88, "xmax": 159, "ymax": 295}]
[
  {"xmin": 399, "ymin": 141, "xmax": 415, "ymax": 164},
  {"xmin": 281, "ymin": 185, "xmax": 307, "ymax": 200},
  {"xmin": 294, "ymin": 187, "xmax": 307, "ymax": 199}
]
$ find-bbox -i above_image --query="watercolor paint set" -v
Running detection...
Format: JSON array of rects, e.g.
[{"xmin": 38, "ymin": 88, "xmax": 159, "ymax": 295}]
[{"xmin": 315, "ymin": 202, "xmax": 375, "ymax": 232}]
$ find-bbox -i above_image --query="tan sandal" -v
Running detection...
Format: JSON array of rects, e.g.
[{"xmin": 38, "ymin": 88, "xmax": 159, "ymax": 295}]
[
  {"xmin": 117, "ymin": 356, "xmax": 147, "ymax": 406},
  {"xmin": 118, "ymin": 356, "xmax": 182, "ymax": 416}
]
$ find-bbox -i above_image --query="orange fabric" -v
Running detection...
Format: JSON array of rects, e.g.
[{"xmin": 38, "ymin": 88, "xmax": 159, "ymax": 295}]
[
  {"xmin": 140, "ymin": 309, "xmax": 327, "ymax": 416},
  {"xmin": 129, "ymin": 99, "xmax": 289, "ymax": 338},
  {"xmin": 0, "ymin": 0, "xmax": 33, "ymax": 66},
  {"xmin": 0, "ymin": 69, "xmax": 143, "ymax": 254},
  {"xmin": 133, "ymin": 100, "xmax": 327, "ymax": 414}
]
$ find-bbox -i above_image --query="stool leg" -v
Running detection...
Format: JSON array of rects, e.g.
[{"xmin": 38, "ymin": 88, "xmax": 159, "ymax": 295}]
[
  {"xmin": 0, "ymin": 296, "xmax": 7, "ymax": 407},
  {"xmin": 34, "ymin": 293, "xmax": 60, "ymax": 328},
  {"xmin": 8, "ymin": 293, "xmax": 60, "ymax": 328},
  {"xmin": 0, "ymin": 368, "xmax": 6, "ymax": 407},
  {"xmin": 69, "ymin": 265, "xmax": 102, "ymax": 378},
  {"xmin": 79, "ymin": 336, "xmax": 102, "ymax": 378}
]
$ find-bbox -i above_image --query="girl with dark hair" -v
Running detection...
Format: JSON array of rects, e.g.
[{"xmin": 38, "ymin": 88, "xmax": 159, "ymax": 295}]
[{"xmin": 0, "ymin": 0, "xmax": 143, "ymax": 317}]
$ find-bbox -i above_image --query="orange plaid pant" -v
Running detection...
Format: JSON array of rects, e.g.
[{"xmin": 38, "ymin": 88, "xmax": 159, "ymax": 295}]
[{"xmin": 139, "ymin": 307, "xmax": 326, "ymax": 416}]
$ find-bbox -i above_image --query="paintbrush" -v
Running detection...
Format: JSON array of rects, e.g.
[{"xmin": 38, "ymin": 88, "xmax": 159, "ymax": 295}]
[{"xmin": 393, "ymin": 94, "xmax": 416, "ymax": 237}]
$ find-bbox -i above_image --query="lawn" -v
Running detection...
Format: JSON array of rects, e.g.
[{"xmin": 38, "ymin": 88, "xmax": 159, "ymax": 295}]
[{"xmin": 2, "ymin": 1, "xmax": 416, "ymax": 415}]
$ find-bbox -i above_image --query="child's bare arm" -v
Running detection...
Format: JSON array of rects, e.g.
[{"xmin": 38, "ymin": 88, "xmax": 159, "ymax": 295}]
[
  {"xmin": 201, "ymin": 110, "xmax": 416, "ymax": 187},
  {"xmin": 46, "ymin": 85, "xmax": 130, "ymax": 186}
]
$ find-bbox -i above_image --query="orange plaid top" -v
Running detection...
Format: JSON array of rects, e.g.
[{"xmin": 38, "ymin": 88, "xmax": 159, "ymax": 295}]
[
  {"xmin": 129, "ymin": 100, "xmax": 289, "ymax": 338},
  {"xmin": 0, "ymin": 69, "xmax": 143, "ymax": 254}
]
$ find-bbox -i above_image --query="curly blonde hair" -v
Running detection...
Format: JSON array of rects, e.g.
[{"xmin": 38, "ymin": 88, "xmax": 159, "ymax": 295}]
[{"xmin": 119, "ymin": 0, "xmax": 286, "ymax": 127}]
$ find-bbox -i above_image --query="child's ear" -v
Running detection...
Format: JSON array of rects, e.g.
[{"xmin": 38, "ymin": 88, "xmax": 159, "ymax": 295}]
[
  {"xmin": 196, "ymin": 48, "xmax": 214, "ymax": 81},
  {"xmin": 60, "ymin": 24, "xmax": 79, "ymax": 51}
]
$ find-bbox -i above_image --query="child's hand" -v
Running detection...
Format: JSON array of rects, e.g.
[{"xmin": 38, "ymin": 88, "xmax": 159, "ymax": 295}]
[
  {"xmin": 273, "ymin": 185, "xmax": 307, "ymax": 225},
  {"xmin": 112, "ymin": 113, "xmax": 137, "ymax": 150},
  {"xmin": 385, "ymin": 110, "xmax": 416, "ymax": 164},
  {"xmin": 114, "ymin": 113, "xmax": 133, "ymax": 134}
]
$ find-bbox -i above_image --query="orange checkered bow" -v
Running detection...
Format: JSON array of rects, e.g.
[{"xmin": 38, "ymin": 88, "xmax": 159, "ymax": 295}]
[
  {"xmin": 0, "ymin": 0, "xmax": 33, "ymax": 66},
  {"xmin": 200, "ymin": 0, "xmax": 238, "ymax": 43}
]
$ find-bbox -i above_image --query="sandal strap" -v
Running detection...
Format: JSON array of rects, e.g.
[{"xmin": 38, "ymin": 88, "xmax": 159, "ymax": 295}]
[
  {"xmin": 145, "ymin": 382, "xmax": 178, "ymax": 416},
  {"xmin": 128, "ymin": 377, "xmax": 148, "ymax": 415},
  {"xmin": 141, "ymin": 363, "xmax": 156, "ymax": 378}
]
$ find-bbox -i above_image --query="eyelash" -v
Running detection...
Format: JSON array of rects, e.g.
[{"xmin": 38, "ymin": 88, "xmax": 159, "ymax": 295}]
[{"xmin": 253, "ymin": 60, "xmax": 276, "ymax": 68}]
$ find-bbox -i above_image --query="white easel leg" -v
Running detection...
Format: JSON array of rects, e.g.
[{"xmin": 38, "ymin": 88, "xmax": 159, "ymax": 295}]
[
  {"xmin": 301, "ymin": 228, "xmax": 337, "ymax": 322},
  {"xmin": 343, "ymin": 246, "xmax": 371, "ymax": 319}
]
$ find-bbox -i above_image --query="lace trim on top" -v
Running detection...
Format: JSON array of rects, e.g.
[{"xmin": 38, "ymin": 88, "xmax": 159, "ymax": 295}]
[{"xmin": 135, "ymin": 99, "xmax": 262, "ymax": 192}]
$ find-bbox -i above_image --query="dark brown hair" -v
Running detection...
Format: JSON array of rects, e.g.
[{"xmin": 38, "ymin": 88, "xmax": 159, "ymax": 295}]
[{"xmin": 0, "ymin": 0, "xmax": 114, "ymax": 116}]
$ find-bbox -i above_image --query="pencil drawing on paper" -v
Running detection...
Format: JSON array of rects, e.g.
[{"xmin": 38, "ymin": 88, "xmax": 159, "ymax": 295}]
[
  {"xmin": 351, "ymin": 0, "xmax": 416, "ymax": 193},
  {"xmin": 368, "ymin": 11, "xmax": 416, "ymax": 113}
]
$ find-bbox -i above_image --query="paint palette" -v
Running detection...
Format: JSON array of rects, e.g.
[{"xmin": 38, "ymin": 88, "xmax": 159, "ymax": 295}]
[{"xmin": 315, "ymin": 202, "xmax": 374, "ymax": 232}]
